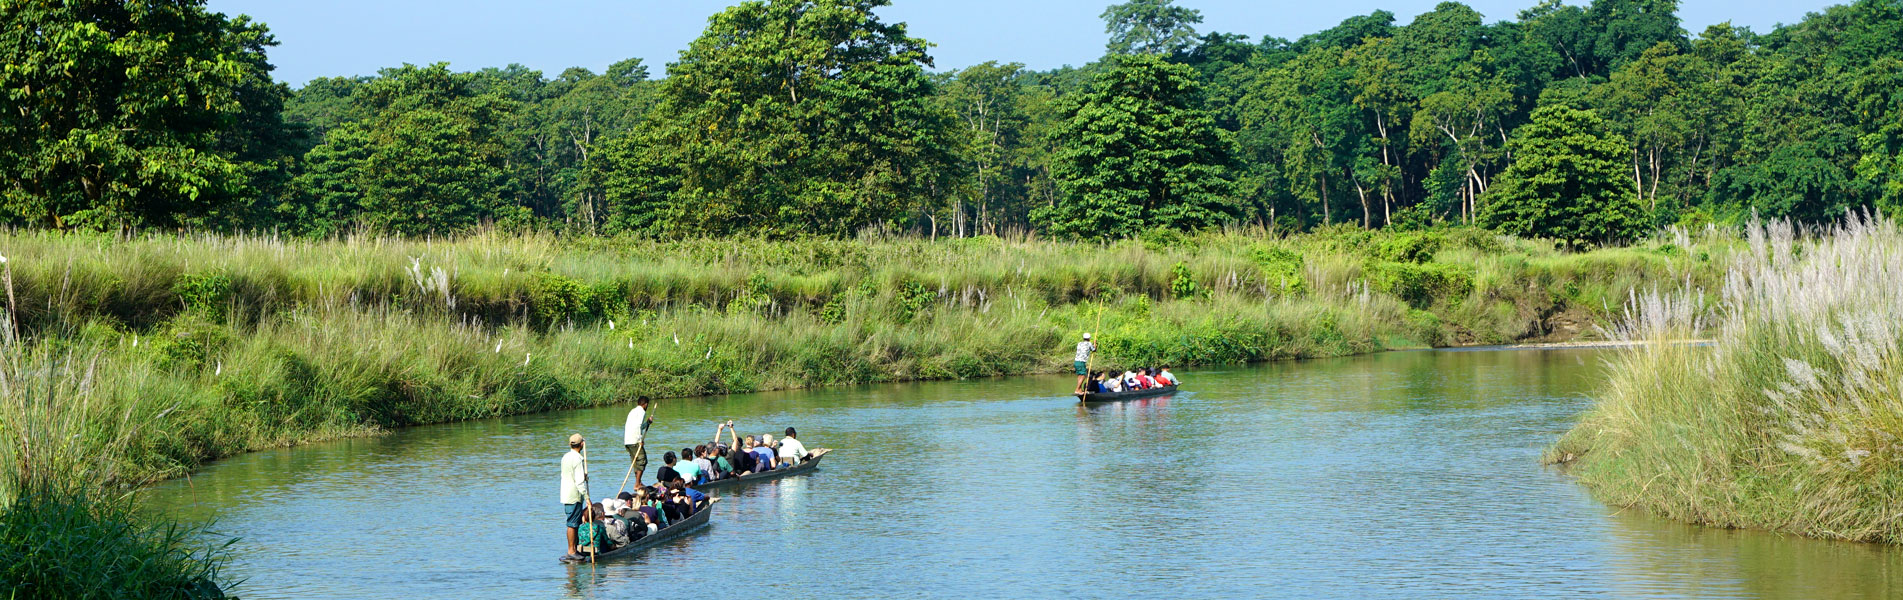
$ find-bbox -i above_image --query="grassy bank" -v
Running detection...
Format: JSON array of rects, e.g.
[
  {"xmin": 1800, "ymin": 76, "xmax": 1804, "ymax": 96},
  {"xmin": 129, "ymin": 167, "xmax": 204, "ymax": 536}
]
[
  {"xmin": 1, "ymin": 344, "xmax": 231, "ymax": 598},
  {"xmin": 0, "ymin": 226, "xmax": 1728, "ymax": 486},
  {"xmin": 1550, "ymin": 215, "xmax": 1903, "ymax": 543}
]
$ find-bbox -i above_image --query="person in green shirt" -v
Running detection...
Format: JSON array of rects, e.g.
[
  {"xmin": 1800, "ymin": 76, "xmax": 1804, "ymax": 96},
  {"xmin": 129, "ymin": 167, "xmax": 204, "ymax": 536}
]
[{"xmin": 575, "ymin": 503, "xmax": 609, "ymax": 554}]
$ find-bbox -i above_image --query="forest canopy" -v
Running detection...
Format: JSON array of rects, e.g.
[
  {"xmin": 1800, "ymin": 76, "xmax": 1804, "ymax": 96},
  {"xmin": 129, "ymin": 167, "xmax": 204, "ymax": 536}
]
[{"xmin": 5, "ymin": 0, "xmax": 1903, "ymax": 243}]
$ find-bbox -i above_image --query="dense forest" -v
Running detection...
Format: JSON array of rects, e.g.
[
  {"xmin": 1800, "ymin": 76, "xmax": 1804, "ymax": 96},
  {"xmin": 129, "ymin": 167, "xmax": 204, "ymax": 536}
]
[{"xmin": 4, "ymin": 0, "xmax": 1903, "ymax": 244}]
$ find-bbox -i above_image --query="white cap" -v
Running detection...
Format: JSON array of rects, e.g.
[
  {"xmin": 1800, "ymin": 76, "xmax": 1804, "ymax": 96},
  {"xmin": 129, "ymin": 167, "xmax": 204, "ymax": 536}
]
[{"xmin": 1083, "ymin": 333, "xmax": 1091, "ymax": 340}]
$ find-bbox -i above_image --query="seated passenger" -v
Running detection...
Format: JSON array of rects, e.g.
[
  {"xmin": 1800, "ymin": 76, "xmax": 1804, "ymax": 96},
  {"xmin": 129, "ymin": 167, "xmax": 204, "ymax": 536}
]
[
  {"xmin": 655, "ymin": 451, "xmax": 681, "ymax": 487},
  {"xmin": 576, "ymin": 503, "xmax": 610, "ymax": 554},
  {"xmin": 1122, "ymin": 369, "xmax": 1141, "ymax": 390},
  {"xmin": 612, "ymin": 501, "xmax": 646, "ymax": 542},
  {"xmin": 632, "ymin": 488, "xmax": 664, "ymax": 530},
  {"xmin": 711, "ymin": 444, "xmax": 734, "ymax": 479},
  {"xmin": 673, "ymin": 447, "xmax": 704, "ymax": 483},
  {"xmin": 691, "ymin": 445, "xmax": 716, "ymax": 483},
  {"xmin": 1138, "ymin": 368, "xmax": 1157, "ymax": 389},
  {"xmin": 1103, "ymin": 372, "xmax": 1124, "ymax": 393},
  {"xmin": 779, "ymin": 427, "xmax": 809, "ymax": 464},
  {"xmin": 753, "ymin": 435, "xmax": 779, "ymax": 471},
  {"xmin": 1086, "ymin": 371, "xmax": 1105, "ymax": 393},
  {"xmin": 599, "ymin": 500, "xmax": 633, "ymax": 549},
  {"xmin": 1158, "ymin": 367, "xmax": 1179, "ymax": 386},
  {"xmin": 680, "ymin": 480, "xmax": 709, "ymax": 509},
  {"xmin": 731, "ymin": 436, "xmax": 758, "ymax": 474}
]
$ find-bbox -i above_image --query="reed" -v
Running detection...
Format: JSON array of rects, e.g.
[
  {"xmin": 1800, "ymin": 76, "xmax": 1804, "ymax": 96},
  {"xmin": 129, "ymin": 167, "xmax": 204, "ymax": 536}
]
[
  {"xmin": 0, "ymin": 340, "xmax": 232, "ymax": 598},
  {"xmin": 1550, "ymin": 213, "xmax": 1903, "ymax": 542}
]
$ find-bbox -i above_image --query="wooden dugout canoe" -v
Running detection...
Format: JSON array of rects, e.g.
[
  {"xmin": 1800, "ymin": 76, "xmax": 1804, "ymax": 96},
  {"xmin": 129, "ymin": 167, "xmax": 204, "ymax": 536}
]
[
  {"xmin": 559, "ymin": 497, "xmax": 720, "ymax": 563},
  {"xmin": 1076, "ymin": 384, "xmax": 1178, "ymax": 403},
  {"xmin": 689, "ymin": 448, "xmax": 831, "ymax": 493}
]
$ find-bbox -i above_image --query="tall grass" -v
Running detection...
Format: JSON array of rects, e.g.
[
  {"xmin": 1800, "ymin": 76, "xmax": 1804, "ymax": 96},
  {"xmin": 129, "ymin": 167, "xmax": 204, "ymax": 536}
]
[
  {"xmin": 0, "ymin": 227, "xmax": 1728, "ymax": 485},
  {"xmin": 1, "ymin": 341, "xmax": 232, "ymax": 599},
  {"xmin": 1551, "ymin": 213, "xmax": 1903, "ymax": 542}
]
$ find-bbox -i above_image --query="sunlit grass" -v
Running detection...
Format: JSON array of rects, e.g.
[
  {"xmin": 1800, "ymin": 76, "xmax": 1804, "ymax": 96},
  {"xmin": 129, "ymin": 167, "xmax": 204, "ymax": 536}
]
[{"xmin": 1551, "ymin": 214, "xmax": 1903, "ymax": 542}]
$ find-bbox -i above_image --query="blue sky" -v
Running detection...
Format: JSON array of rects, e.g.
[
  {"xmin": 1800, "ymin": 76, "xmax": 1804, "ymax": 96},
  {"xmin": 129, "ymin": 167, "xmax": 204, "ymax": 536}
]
[{"xmin": 205, "ymin": 0, "xmax": 1839, "ymax": 87}]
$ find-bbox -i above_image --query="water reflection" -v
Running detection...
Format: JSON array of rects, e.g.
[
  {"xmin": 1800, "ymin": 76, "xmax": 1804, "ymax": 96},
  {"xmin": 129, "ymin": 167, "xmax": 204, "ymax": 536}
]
[{"xmin": 147, "ymin": 348, "xmax": 1901, "ymax": 599}]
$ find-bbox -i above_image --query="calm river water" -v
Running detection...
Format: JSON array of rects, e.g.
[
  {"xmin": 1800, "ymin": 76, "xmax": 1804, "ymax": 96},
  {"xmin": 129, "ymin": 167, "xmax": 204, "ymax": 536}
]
[{"xmin": 147, "ymin": 348, "xmax": 1903, "ymax": 599}]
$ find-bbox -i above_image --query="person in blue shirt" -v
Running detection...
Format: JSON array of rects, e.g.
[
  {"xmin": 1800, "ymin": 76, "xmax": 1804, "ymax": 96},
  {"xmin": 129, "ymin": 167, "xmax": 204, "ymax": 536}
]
[{"xmin": 681, "ymin": 483, "xmax": 708, "ymax": 508}]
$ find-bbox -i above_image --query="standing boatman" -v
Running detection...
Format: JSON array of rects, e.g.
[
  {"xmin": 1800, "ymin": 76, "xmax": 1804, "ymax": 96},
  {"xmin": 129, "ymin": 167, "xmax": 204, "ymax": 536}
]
[
  {"xmin": 1073, "ymin": 332, "xmax": 1097, "ymax": 395},
  {"xmin": 559, "ymin": 434, "xmax": 589, "ymax": 560},
  {"xmin": 624, "ymin": 396, "xmax": 652, "ymax": 487}
]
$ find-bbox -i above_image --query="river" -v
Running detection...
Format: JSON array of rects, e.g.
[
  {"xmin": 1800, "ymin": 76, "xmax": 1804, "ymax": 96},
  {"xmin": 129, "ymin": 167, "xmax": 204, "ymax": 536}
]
[{"xmin": 146, "ymin": 348, "xmax": 1903, "ymax": 599}]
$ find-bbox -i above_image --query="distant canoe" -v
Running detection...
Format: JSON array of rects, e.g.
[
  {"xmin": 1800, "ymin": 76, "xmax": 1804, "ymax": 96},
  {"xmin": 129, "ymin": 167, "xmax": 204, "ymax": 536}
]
[
  {"xmin": 559, "ymin": 497, "xmax": 719, "ymax": 564},
  {"xmin": 691, "ymin": 449, "xmax": 831, "ymax": 493},
  {"xmin": 1077, "ymin": 384, "xmax": 1178, "ymax": 403}
]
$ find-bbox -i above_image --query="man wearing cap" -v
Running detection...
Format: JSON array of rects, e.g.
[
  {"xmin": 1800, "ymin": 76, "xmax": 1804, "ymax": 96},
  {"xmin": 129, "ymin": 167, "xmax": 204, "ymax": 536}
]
[
  {"xmin": 560, "ymin": 434, "xmax": 589, "ymax": 559},
  {"xmin": 1073, "ymin": 332, "xmax": 1097, "ymax": 394}
]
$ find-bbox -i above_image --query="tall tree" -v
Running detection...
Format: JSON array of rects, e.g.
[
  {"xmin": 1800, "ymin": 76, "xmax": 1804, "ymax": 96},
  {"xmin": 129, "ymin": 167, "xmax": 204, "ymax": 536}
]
[
  {"xmin": 1035, "ymin": 54, "xmax": 1238, "ymax": 239},
  {"xmin": 0, "ymin": 0, "xmax": 285, "ymax": 230},
  {"xmin": 1101, "ymin": 0, "xmax": 1203, "ymax": 57},
  {"xmin": 292, "ymin": 64, "xmax": 518, "ymax": 236},
  {"xmin": 1481, "ymin": 105, "xmax": 1647, "ymax": 245},
  {"xmin": 598, "ymin": 0, "xmax": 961, "ymax": 237},
  {"xmin": 939, "ymin": 62, "xmax": 1034, "ymax": 236}
]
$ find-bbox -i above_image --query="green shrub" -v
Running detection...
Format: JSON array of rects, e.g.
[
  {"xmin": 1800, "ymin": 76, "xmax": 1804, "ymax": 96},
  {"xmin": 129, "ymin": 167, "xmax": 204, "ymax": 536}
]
[
  {"xmin": 896, "ymin": 279, "xmax": 934, "ymax": 322},
  {"xmin": 530, "ymin": 273, "xmax": 586, "ymax": 325},
  {"xmin": 1250, "ymin": 245, "xmax": 1307, "ymax": 296},
  {"xmin": 1169, "ymin": 262, "xmax": 1201, "ymax": 299},
  {"xmin": 170, "ymin": 273, "xmax": 232, "ymax": 320},
  {"xmin": 1371, "ymin": 232, "xmax": 1444, "ymax": 264},
  {"xmin": 148, "ymin": 317, "xmax": 232, "ymax": 371},
  {"xmin": 1371, "ymin": 261, "xmax": 1474, "ymax": 309},
  {"xmin": 1139, "ymin": 228, "xmax": 1190, "ymax": 250}
]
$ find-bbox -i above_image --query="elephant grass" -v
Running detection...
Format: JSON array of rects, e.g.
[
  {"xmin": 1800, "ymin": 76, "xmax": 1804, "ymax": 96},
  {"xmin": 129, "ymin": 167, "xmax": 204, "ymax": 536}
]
[{"xmin": 1550, "ymin": 214, "xmax": 1903, "ymax": 543}]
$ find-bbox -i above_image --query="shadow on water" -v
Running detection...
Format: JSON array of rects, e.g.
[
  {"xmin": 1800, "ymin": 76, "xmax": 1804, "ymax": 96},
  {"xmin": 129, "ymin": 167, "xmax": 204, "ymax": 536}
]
[{"xmin": 148, "ymin": 348, "xmax": 1901, "ymax": 599}]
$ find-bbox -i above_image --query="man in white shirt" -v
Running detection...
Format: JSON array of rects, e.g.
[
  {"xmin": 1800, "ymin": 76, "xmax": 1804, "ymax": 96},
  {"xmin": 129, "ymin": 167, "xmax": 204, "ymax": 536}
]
[
  {"xmin": 1072, "ymin": 333, "xmax": 1097, "ymax": 394},
  {"xmin": 778, "ymin": 427, "xmax": 809, "ymax": 464},
  {"xmin": 624, "ymin": 396, "xmax": 652, "ymax": 487},
  {"xmin": 560, "ymin": 434, "xmax": 589, "ymax": 559}
]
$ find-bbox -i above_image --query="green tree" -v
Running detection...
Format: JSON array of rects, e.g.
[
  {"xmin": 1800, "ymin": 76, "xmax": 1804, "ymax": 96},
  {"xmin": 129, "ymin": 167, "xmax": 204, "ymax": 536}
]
[
  {"xmin": 1481, "ymin": 105, "xmax": 1647, "ymax": 245},
  {"xmin": 598, "ymin": 0, "xmax": 961, "ymax": 237},
  {"xmin": 1035, "ymin": 54, "xmax": 1238, "ymax": 239},
  {"xmin": 939, "ymin": 62, "xmax": 1034, "ymax": 236},
  {"xmin": 1854, "ymin": 58, "xmax": 1903, "ymax": 214},
  {"xmin": 1101, "ymin": 0, "xmax": 1203, "ymax": 57},
  {"xmin": 292, "ymin": 64, "xmax": 518, "ymax": 236},
  {"xmin": 0, "ymin": 0, "xmax": 283, "ymax": 230}
]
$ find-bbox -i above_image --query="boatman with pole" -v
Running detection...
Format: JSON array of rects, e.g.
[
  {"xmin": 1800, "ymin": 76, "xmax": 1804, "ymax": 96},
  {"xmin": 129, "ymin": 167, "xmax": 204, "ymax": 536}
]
[
  {"xmin": 1073, "ymin": 332, "xmax": 1097, "ymax": 395},
  {"xmin": 622, "ymin": 396, "xmax": 653, "ymax": 490},
  {"xmin": 560, "ymin": 433, "xmax": 589, "ymax": 560}
]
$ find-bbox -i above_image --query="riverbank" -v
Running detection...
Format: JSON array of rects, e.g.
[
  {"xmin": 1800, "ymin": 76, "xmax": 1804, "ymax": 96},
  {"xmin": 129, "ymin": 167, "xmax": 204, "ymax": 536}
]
[
  {"xmin": 1, "ymin": 226, "xmax": 1732, "ymax": 490},
  {"xmin": 1550, "ymin": 215, "xmax": 1903, "ymax": 543}
]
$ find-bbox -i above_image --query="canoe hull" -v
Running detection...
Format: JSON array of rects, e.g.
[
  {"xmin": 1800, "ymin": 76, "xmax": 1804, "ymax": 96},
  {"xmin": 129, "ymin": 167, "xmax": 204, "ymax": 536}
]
[
  {"xmin": 691, "ymin": 451, "xmax": 829, "ymax": 493},
  {"xmin": 559, "ymin": 497, "xmax": 717, "ymax": 563},
  {"xmin": 1077, "ymin": 384, "xmax": 1178, "ymax": 403}
]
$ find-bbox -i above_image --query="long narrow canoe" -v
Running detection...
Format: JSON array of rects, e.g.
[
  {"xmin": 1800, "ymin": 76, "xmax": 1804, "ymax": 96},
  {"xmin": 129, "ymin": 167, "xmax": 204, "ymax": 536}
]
[
  {"xmin": 559, "ymin": 497, "xmax": 719, "ymax": 564},
  {"xmin": 690, "ymin": 448, "xmax": 831, "ymax": 493},
  {"xmin": 1077, "ymin": 384, "xmax": 1178, "ymax": 403}
]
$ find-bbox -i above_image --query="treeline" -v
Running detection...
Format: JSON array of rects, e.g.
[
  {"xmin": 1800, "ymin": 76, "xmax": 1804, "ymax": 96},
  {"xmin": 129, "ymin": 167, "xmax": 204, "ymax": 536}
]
[{"xmin": 4, "ymin": 0, "xmax": 1902, "ymax": 243}]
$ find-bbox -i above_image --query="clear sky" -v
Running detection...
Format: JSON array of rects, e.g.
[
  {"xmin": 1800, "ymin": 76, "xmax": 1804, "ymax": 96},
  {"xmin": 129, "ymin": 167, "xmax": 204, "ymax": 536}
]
[{"xmin": 205, "ymin": 0, "xmax": 1840, "ymax": 87}]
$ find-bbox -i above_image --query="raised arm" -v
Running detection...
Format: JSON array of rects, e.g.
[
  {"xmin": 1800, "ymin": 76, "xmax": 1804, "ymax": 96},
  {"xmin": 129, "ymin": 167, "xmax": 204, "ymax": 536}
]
[
  {"xmin": 725, "ymin": 421, "xmax": 738, "ymax": 448},
  {"xmin": 711, "ymin": 422, "xmax": 725, "ymax": 443}
]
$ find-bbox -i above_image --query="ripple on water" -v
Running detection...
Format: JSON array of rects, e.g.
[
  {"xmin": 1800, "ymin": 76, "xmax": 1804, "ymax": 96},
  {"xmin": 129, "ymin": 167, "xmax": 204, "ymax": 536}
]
[{"xmin": 146, "ymin": 349, "xmax": 1903, "ymax": 599}]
